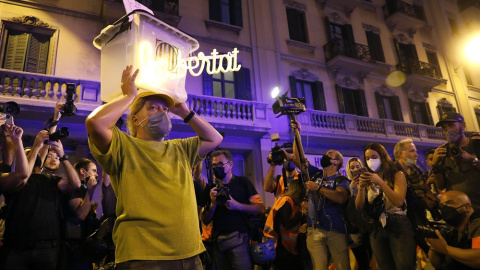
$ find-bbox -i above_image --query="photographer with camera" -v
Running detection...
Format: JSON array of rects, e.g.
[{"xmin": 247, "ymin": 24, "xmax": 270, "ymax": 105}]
[
  {"xmin": 201, "ymin": 149, "xmax": 264, "ymax": 270},
  {"xmin": 264, "ymin": 146, "xmax": 300, "ymax": 200},
  {"xmin": 59, "ymin": 158, "xmax": 100, "ymax": 269},
  {"xmin": 426, "ymin": 190, "xmax": 480, "ymax": 269},
  {"xmin": 2, "ymin": 127, "xmax": 81, "ymax": 270},
  {"xmin": 431, "ymin": 112, "xmax": 480, "ymax": 215}
]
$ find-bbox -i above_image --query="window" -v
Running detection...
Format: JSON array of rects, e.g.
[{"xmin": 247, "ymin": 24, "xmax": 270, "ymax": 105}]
[
  {"xmin": 375, "ymin": 93, "xmax": 403, "ymax": 121},
  {"xmin": 209, "ymin": 0, "xmax": 243, "ymax": 27},
  {"xmin": 286, "ymin": 8, "xmax": 308, "ymax": 43},
  {"xmin": 2, "ymin": 30, "xmax": 51, "ymax": 74},
  {"xmin": 436, "ymin": 105, "xmax": 456, "ymax": 118},
  {"xmin": 426, "ymin": 50, "xmax": 442, "ymax": 78},
  {"xmin": 409, "ymin": 99, "xmax": 433, "ymax": 125},
  {"xmin": 366, "ymin": 31, "xmax": 385, "ymax": 62},
  {"xmin": 289, "ymin": 76, "xmax": 326, "ymax": 111},
  {"xmin": 336, "ymin": 85, "xmax": 368, "ymax": 116},
  {"xmin": 203, "ymin": 67, "xmax": 251, "ymax": 100}
]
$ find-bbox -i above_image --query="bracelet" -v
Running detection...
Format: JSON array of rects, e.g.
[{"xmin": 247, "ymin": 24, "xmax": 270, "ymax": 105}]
[
  {"xmin": 183, "ymin": 110, "xmax": 196, "ymax": 123},
  {"xmin": 59, "ymin": 154, "xmax": 69, "ymax": 162}
]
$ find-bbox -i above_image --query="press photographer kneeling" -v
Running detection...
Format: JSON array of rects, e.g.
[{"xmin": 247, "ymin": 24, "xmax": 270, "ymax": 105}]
[{"xmin": 426, "ymin": 190, "xmax": 480, "ymax": 269}]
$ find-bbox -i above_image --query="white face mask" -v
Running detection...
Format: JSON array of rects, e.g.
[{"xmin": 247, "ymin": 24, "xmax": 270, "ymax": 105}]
[
  {"xmin": 405, "ymin": 158, "xmax": 417, "ymax": 167},
  {"xmin": 367, "ymin": 158, "xmax": 382, "ymax": 172}
]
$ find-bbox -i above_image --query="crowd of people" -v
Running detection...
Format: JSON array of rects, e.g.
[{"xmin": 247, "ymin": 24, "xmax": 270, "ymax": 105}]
[{"xmin": 0, "ymin": 65, "xmax": 480, "ymax": 270}]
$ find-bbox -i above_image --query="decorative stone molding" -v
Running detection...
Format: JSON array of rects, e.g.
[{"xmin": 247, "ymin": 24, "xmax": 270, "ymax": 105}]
[
  {"xmin": 408, "ymin": 91, "xmax": 427, "ymax": 102},
  {"xmin": 325, "ymin": 12, "xmax": 348, "ymax": 25},
  {"xmin": 394, "ymin": 33, "xmax": 412, "ymax": 44},
  {"xmin": 7, "ymin": 16, "xmax": 50, "ymax": 28},
  {"xmin": 283, "ymin": 0, "xmax": 307, "ymax": 11},
  {"xmin": 336, "ymin": 75, "xmax": 360, "ymax": 89},
  {"xmin": 291, "ymin": 68, "xmax": 319, "ymax": 81},
  {"xmin": 437, "ymin": 97, "xmax": 454, "ymax": 107},
  {"xmin": 423, "ymin": 42, "xmax": 436, "ymax": 51},
  {"xmin": 375, "ymin": 84, "xmax": 395, "ymax": 96},
  {"xmin": 362, "ymin": 23, "xmax": 381, "ymax": 34}
]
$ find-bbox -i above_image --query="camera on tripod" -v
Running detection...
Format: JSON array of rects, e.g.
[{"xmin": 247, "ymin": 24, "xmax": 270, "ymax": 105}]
[
  {"xmin": 0, "ymin": 101, "xmax": 20, "ymax": 125},
  {"xmin": 272, "ymin": 90, "xmax": 306, "ymax": 116},
  {"xmin": 267, "ymin": 133, "xmax": 293, "ymax": 165},
  {"xmin": 63, "ymin": 83, "xmax": 77, "ymax": 116}
]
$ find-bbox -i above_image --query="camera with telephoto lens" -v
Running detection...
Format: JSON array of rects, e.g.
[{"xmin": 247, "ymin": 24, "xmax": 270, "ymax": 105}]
[
  {"xmin": 216, "ymin": 186, "xmax": 230, "ymax": 205},
  {"xmin": 266, "ymin": 133, "xmax": 292, "ymax": 165},
  {"xmin": 63, "ymin": 83, "xmax": 77, "ymax": 116},
  {"xmin": 48, "ymin": 127, "xmax": 69, "ymax": 142},
  {"xmin": 445, "ymin": 144, "xmax": 461, "ymax": 158},
  {"xmin": 416, "ymin": 222, "xmax": 453, "ymax": 239}
]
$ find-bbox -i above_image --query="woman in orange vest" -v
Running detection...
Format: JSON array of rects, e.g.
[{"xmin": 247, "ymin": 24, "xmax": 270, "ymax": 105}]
[{"xmin": 264, "ymin": 180, "xmax": 307, "ymax": 270}]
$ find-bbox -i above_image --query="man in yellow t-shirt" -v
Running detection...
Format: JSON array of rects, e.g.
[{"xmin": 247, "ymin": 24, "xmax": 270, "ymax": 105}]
[{"xmin": 86, "ymin": 66, "xmax": 223, "ymax": 269}]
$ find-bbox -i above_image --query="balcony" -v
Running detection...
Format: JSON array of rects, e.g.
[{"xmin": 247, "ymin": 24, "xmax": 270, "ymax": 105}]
[
  {"xmin": 323, "ymin": 39, "xmax": 377, "ymax": 77},
  {"xmin": 0, "ymin": 68, "xmax": 270, "ymax": 142},
  {"xmin": 102, "ymin": 0, "xmax": 181, "ymax": 27},
  {"xmin": 317, "ymin": 0, "xmax": 384, "ymax": 15},
  {"xmin": 296, "ymin": 108, "xmax": 446, "ymax": 147},
  {"xmin": 383, "ymin": 0, "xmax": 426, "ymax": 34},
  {"xmin": 397, "ymin": 59, "xmax": 446, "ymax": 95}
]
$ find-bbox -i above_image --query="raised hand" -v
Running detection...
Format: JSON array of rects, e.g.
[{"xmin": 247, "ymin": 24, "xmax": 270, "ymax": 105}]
[{"xmin": 121, "ymin": 65, "xmax": 140, "ymax": 98}]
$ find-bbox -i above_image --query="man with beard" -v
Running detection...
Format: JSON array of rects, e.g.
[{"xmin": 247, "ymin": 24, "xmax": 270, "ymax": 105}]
[
  {"xmin": 2, "ymin": 129, "xmax": 81, "ymax": 270},
  {"xmin": 86, "ymin": 66, "xmax": 223, "ymax": 269},
  {"xmin": 201, "ymin": 149, "xmax": 264, "ymax": 270},
  {"xmin": 426, "ymin": 190, "xmax": 480, "ymax": 269},
  {"xmin": 430, "ymin": 112, "xmax": 480, "ymax": 215}
]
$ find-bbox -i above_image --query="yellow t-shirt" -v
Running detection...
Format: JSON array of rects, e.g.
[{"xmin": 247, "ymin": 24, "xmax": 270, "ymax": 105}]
[{"xmin": 88, "ymin": 127, "xmax": 205, "ymax": 263}]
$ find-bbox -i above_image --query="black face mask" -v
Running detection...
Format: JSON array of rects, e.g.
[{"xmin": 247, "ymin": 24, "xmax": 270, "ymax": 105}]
[
  {"xmin": 213, "ymin": 167, "xmax": 227, "ymax": 180},
  {"xmin": 321, "ymin": 155, "xmax": 332, "ymax": 168},
  {"xmin": 441, "ymin": 204, "xmax": 467, "ymax": 227}
]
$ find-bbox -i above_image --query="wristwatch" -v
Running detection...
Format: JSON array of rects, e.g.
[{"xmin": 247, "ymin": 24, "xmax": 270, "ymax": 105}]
[
  {"xmin": 59, "ymin": 154, "xmax": 69, "ymax": 162},
  {"xmin": 473, "ymin": 157, "xmax": 479, "ymax": 167}
]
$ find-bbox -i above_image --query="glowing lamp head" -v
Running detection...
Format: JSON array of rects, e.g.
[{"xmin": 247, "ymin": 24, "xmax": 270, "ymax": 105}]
[
  {"xmin": 271, "ymin": 87, "xmax": 281, "ymax": 99},
  {"xmin": 465, "ymin": 36, "xmax": 480, "ymax": 64}
]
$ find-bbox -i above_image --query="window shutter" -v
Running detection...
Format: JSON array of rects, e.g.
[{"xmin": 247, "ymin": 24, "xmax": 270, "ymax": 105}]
[
  {"xmin": 289, "ymin": 76, "xmax": 298, "ymax": 98},
  {"xmin": 234, "ymin": 67, "xmax": 251, "ymax": 100},
  {"xmin": 36, "ymin": 35, "xmax": 50, "ymax": 74},
  {"xmin": 357, "ymin": 89, "xmax": 368, "ymax": 117},
  {"xmin": 392, "ymin": 95, "xmax": 403, "ymax": 121},
  {"xmin": 311, "ymin": 81, "xmax": 326, "ymax": 111},
  {"xmin": 25, "ymin": 34, "xmax": 40, "ymax": 73},
  {"xmin": 336, "ymin": 85, "xmax": 345, "ymax": 113},
  {"xmin": 343, "ymin": 24, "xmax": 355, "ymax": 44},
  {"xmin": 375, "ymin": 92, "xmax": 386, "ymax": 119},
  {"xmin": 366, "ymin": 31, "xmax": 385, "ymax": 62},
  {"xmin": 3, "ymin": 31, "xmax": 30, "ymax": 71},
  {"xmin": 325, "ymin": 17, "xmax": 332, "ymax": 41},
  {"xmin": 203, "ymin": 72, "xmax": 213, "ymax": 96},
  {"xmin": 408, "ymin": 99, "xmax": 418, "ymax": 123},
  {"xmin": 424, "ymin": 102, "xmax": 433, "ymax": 125},
  {"xmin": 209, "ymin": 0, "xmax": 221, "ymax": 21},
  {"xmin": 232, "ymin": 0, "xmax": 243, "ymax": 27}
]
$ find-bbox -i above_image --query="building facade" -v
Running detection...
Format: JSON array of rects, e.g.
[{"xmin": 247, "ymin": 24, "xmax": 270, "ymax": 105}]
[{"xmin": 0, "ymin": 0, "xmax": 479, "ymax": 207}]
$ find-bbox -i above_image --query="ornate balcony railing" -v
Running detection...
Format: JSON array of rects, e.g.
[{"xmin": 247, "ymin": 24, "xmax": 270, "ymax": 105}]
[
  {"xmin": 0, "ymin": 69, "xmax": 101, "ymax": 112},
  {"xmin": 397, "ymin": 59, "xmax": 442, "ymax": 79},
  {"xmin": 384, "ymin": 0, "xmax": 426, "ymax": 21},
  {"xmin": 323, "ymin": 39, "xmax": 373, "ymax": 62}
]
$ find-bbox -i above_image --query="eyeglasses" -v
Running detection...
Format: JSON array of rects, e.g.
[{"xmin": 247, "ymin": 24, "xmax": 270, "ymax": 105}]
[
  {"xmin": 212, "ymin": 161, "xmax": 230, "ymax": 168},
  {"xmin": 46, "ymin": 154, "xmax": 60, "ymax": 161}
]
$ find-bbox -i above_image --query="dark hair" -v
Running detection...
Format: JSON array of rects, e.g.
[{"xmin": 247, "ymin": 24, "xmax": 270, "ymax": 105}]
[
  {"xmin": 364, "ymin": 143, "xmax": 398, "ymax": 188},
  {"xmin": 74, "ymin": 158, "xmax": 94, "ymax": 174},
  {"xmin": 212, "ymin": 149, "xmax": 233, "ymax": 162}
]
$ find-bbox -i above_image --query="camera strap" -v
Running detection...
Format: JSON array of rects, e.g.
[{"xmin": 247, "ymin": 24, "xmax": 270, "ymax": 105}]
[{"xmin": 43, "ymin": 118, "xmax": 58, "ymax": 130}]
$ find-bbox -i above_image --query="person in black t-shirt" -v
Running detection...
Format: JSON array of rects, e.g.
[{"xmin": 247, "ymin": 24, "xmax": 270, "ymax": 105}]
[
  {"xmin": 2, "ymin": 129, "xmax": 81, "ymax": 270},
  {"xmin": 201, "ymin": 149, "xmax": 264, "ymax": 270}
]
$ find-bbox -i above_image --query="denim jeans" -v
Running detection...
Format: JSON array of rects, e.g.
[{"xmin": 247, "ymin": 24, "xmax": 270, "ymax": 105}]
[
  {"xmin": 213, "ymin": 232, "xmax": 252, "ymax": 270},
  {"xmin": 306, "ymin": 227, "xmax": 350, "ymax": 270},
  {"xmin": 116, "ymin": 255, "xmax": 202, "ymax": 270},
  {"xmin": 369, "ymin": 214, "xmax": 416, "ymax": 270}
]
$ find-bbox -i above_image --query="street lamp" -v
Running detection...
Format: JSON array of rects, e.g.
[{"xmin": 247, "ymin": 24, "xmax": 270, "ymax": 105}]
[{"xmin": 465, "ymin": 35, "xmax": 480, "ymax": 64}]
